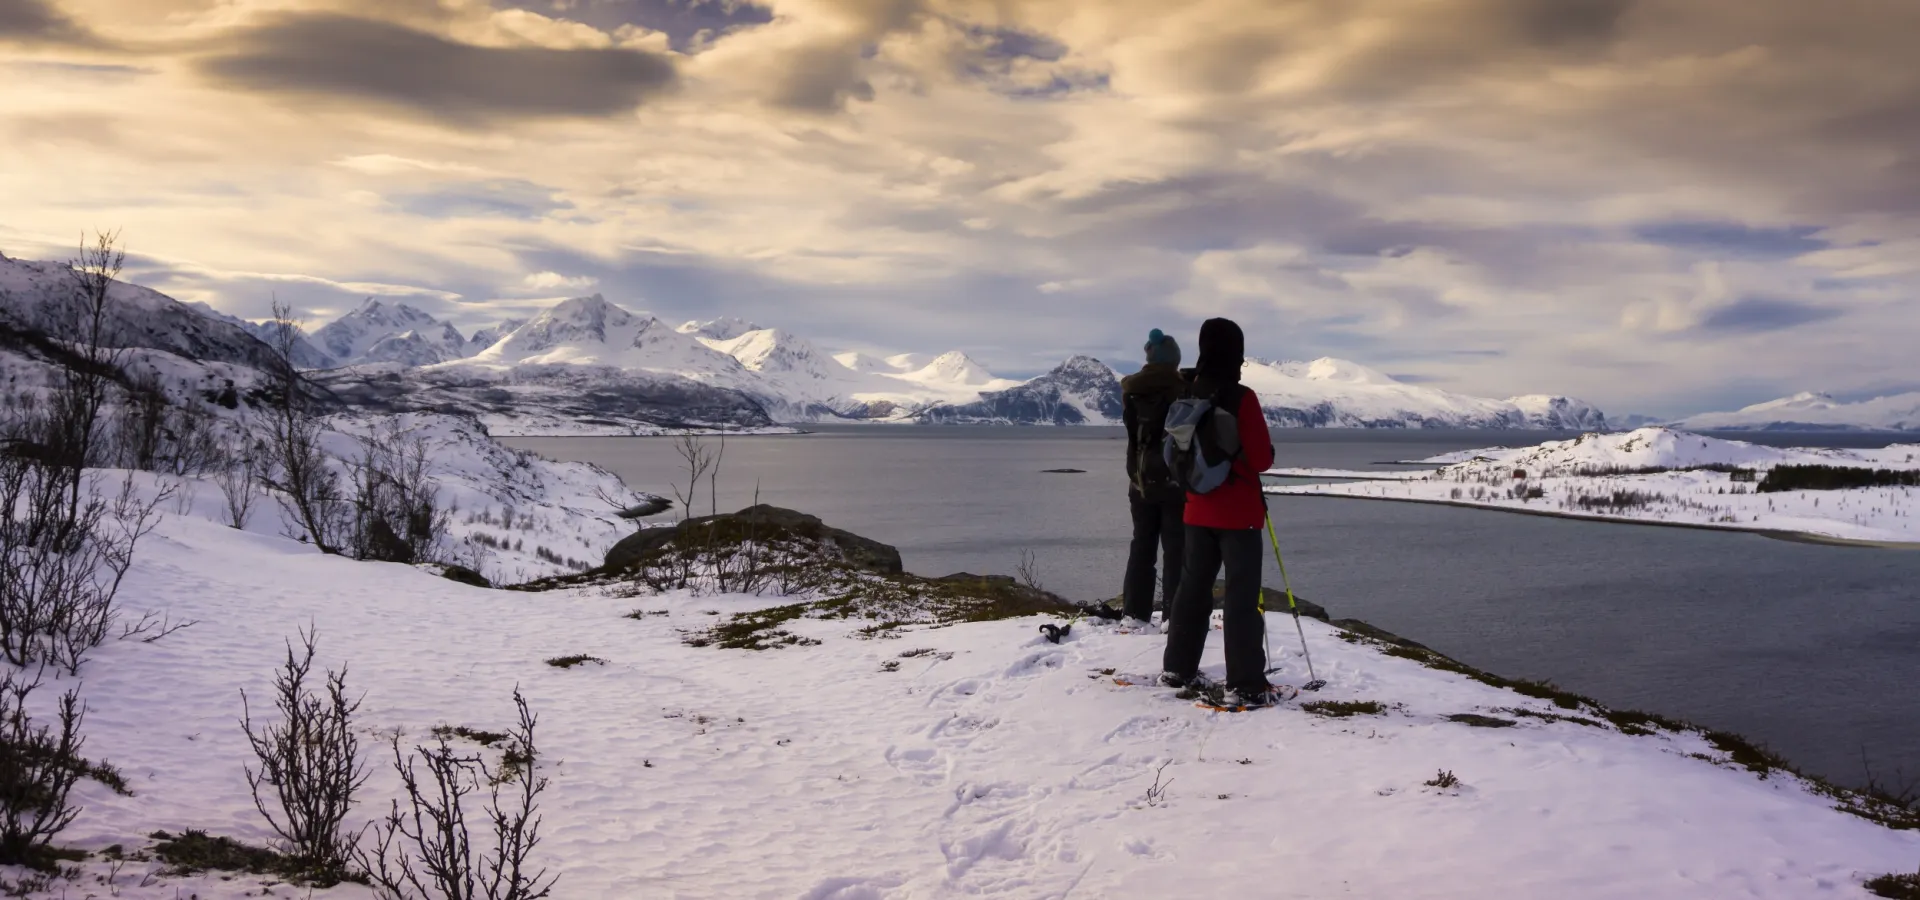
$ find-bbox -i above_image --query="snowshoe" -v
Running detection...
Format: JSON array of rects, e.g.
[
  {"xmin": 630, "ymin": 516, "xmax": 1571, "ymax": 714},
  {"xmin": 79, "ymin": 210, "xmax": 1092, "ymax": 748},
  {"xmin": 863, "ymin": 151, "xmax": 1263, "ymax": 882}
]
[{"xmin": 1194, "ymin": 683, "xmax": 1299, "ymax": 712}]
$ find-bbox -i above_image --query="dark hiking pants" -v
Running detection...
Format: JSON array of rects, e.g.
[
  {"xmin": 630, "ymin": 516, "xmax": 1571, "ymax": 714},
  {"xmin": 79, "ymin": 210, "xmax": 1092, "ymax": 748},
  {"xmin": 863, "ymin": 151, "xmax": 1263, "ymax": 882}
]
[
  {"xmin": 1122, "ymin": 494, "xmax": 1185, "ymax": 621},
  {"xmin": 1162, "ymin": 525, "xmax": 1267, "ymax": 690}
]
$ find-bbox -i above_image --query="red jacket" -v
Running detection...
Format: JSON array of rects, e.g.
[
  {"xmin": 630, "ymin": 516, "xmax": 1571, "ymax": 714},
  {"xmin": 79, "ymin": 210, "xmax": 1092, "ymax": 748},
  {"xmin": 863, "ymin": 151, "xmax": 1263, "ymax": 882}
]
[{"xmin": 1183, "ymin": 386, "xmax": 1274, "ymax": 530}]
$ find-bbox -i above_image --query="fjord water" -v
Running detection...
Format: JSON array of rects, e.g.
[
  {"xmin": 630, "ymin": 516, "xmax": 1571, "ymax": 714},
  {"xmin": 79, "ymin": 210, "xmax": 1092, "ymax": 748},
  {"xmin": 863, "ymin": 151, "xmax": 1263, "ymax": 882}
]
[{"xmin": 506, "ymin": 426, "xmax": 1920, "ymax": 788}]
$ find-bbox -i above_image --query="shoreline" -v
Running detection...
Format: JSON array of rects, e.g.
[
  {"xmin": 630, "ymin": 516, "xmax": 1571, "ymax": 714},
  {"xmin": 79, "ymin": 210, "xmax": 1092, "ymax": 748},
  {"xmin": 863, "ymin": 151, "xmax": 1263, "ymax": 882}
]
[{"xmin": 1263, "ymin": 487, "xmax": 1920, "ymax": 550}]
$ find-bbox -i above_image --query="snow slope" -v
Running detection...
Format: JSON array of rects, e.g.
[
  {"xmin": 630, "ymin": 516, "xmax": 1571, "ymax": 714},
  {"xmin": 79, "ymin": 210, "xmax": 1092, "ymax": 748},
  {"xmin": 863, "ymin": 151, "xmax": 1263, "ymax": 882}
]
[
  {"xmin": 1267, "ymin": 428, "xmax": 1920, "ymax": 543},
  {"xmin": 1676, "ymin": 391, "xmax": 1920, "ymax": 432},
  {"xmin": 11, "ymin": 487, "xmax": 1919, "ymax": 897}
]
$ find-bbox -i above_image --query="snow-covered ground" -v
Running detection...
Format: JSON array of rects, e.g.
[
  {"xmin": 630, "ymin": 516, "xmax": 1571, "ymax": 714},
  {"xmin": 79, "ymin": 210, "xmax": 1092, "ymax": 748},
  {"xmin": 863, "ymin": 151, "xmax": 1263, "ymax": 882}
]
[
  {"xmin": 4, "ymin": 442, "xmax": 1918, "ymax": 898},
  {"xmin": 1269, "ymin": 428, "xmax": 1920, "ymax": 544}
]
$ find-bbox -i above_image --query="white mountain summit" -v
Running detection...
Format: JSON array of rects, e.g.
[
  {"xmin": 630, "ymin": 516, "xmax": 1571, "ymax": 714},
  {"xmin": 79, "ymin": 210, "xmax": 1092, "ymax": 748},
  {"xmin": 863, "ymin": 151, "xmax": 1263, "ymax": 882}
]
[{"xmin": 1674, "ymin": 391, "xmax": 1920, "ymax": 432}]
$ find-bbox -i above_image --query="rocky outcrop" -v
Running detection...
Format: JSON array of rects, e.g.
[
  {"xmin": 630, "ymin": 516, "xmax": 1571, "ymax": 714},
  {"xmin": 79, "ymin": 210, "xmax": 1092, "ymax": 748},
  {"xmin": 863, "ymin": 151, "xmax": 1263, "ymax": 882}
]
[{"xmin": 604, "ymin": 505, "xmax": 904, "ymax": 574}]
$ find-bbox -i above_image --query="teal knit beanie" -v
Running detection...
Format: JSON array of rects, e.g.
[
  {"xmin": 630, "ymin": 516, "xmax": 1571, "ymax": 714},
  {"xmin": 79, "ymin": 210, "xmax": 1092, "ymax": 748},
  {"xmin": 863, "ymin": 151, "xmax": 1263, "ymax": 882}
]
[{"xmin": 1144, "ymin": 328, "xmax": 1181, "ymax": 367}]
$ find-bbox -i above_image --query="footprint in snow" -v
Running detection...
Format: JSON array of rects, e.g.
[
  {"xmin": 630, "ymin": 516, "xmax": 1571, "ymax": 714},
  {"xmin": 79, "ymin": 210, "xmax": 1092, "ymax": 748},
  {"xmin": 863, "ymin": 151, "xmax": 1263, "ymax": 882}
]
[
  {"xmin": 1102, "ymin": 715, "xmax": 1190, "ymax": 744},
  {"xmin": 884, "ymin": 744, "xmax": 947, "ymax": 784},
  {"xmin": 928, "ymin": 714, "xmax": 999, "ymax": 745},
  {"xmin": 1002, "ymin": 651, "xmax": 1066, "ymax": 678}
]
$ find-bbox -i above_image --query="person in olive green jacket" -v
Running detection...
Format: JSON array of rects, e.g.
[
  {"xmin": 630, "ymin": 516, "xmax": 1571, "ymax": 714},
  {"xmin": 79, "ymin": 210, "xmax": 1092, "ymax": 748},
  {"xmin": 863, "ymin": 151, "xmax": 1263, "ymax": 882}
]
[{"xmin": 1118, "ymin": 328, "xmax": 1191, "ymax": 626}]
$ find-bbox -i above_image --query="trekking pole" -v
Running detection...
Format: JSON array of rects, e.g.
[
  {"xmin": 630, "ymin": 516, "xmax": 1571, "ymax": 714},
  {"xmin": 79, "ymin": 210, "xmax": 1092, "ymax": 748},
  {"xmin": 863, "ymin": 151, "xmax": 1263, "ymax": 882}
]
[{"xmin": 1263, "ymin": 503, "xmax": 1326, "ymax": 691}]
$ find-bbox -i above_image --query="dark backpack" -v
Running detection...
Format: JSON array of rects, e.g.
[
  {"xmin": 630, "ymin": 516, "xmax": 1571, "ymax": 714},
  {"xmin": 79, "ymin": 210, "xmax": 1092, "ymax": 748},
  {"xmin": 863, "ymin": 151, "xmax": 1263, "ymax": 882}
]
[
  {"xmin": 1129, "ymin": 388, "xmax": 1180, "ymax": 497},
  {"xmin": 1162, "ymin": 387, "xmax": 1243, "ymax": 495}
]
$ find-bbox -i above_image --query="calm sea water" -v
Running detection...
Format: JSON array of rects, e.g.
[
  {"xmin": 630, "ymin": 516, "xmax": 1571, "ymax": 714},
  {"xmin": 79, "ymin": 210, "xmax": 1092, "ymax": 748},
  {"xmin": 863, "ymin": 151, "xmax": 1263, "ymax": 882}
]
[{"xmin": 504, "ymin": 426, "xmax": 1920, "ymax": 788}]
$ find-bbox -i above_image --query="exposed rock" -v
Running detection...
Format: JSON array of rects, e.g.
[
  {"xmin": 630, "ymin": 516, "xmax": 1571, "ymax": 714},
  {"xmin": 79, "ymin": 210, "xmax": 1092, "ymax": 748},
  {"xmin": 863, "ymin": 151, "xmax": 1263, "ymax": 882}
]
[
  {"xmin": 433, "ymin": 563, "xmax": 493, "ymax": 589},
  {"xmin": 1446, "ymin": 713, "xmax": 1517, "ymax": 728},
  {"xmin": 603, "ymin": 505, "xmax": 904, "ymax": 575},
  {"xmin": 1329, "ymin": 617, "xmax": 1429, "ymax": 650},
  {"xmin": 926, "ymin": 572, "xmax": 1077, "ymax": 618},
  {"xmin": 615, "ymin": 495, "xmax": 674, "ymax": 519}
]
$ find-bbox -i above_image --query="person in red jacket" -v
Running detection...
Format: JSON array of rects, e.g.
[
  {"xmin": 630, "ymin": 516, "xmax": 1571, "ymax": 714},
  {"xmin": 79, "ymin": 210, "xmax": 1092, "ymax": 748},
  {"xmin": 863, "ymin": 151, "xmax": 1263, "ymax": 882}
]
[{"xmin": 1160, "ymin": 317, "xmax": 1279, "ymax": 706}]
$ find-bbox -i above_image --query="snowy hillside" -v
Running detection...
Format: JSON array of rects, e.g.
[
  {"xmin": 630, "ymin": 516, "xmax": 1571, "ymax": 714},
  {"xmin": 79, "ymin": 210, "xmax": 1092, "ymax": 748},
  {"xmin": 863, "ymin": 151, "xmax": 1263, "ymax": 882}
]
[
  {"xmin": 1243, "ymin": 358, "xmax": 1608, "ymax": 430},
  {"xmin": 0, "ymin": 252, "xmax": 285, "ymax": 372},
  {"xmin": 1268, "ymin": 427, "xmax": 1920, "ymax": 543},
  {"xmin": 186, "ymin": 302, "xmax": 335, "ymax": 369},
  {"xmin": 1676, "ymin": 391, "xmax": 1920, "ymax": 432},
  {"xmin": 10, "ymin": 474, "xmax": 1920, "ymax": 897}
]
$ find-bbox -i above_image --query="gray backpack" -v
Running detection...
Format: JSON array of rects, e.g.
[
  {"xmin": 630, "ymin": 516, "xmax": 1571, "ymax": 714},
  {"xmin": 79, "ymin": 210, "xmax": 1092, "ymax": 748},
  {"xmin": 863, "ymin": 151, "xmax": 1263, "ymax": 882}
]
[{"xmin": 1162, "ymin": 390, "xmax": 1242, "ymax": 494}]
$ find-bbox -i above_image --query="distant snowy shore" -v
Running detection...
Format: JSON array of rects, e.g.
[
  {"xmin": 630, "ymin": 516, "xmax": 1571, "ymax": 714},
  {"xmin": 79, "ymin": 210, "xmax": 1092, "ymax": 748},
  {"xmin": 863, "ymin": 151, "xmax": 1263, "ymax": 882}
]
[{"xmin": 1267, "ymin": 427, "xmax": 1920, "ymax": 546}]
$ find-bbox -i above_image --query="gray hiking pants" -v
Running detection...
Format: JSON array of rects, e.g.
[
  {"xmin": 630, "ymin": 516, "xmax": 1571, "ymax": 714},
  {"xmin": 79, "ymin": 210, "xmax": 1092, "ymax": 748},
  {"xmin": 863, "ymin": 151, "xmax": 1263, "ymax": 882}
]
[{"xmin": 1161, "ymin": 525, "xmax": 1267, "ymax": 690}]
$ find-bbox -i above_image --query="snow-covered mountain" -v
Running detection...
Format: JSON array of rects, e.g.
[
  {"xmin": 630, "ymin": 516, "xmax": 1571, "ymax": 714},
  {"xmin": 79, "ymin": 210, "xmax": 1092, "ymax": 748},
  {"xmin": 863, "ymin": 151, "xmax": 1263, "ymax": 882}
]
[
  {"xmin": 450, "ymin": 298, "xmax": 1023, "ymax": 424},
  {"xmin": 920, "ymin": 356, "xmax": 1124, "ymax": 425},
  {"xmin": 309, "ymin": 298, "xmax": 472, "ymax": 367},
  {"xmin": 1415, "ymin": 426, "xmax": 1918, "ymax": 476},
  {"xmin": 1509, "ymin": 395, "xmax": 1611, "ymax": 431},
  {"xmin": 6, "ymin": 251, "xmax": 1619, "ymax": 432},
  {"xmin": 1242, "ymin": 358, "xmax": 1608, "ymax": 430},
  {"xmin": 1673, "ymin": 391, "xmax": 1920, "ymax": 432},
  {"xmin": 464, "ymin": 318, "xmax": 524, "ymax": 356},
  {"xmin": 678, "ymin": 316, "xmax": 761, "ymax": 342}
]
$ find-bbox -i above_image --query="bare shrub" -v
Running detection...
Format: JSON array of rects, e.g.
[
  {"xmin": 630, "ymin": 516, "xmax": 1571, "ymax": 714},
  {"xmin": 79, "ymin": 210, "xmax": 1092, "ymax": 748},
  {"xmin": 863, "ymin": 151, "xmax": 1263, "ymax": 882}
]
[
  {"xmin": 0, "ymin": 671, "xmax": 85, "ymax": 866},
  {"xmin": 344, "ymin": 419, "xmax": 450, "ymax": 565},
  {"xmin": 358, "ymin": 688, "xmax": 557, "ymax": 900},
  {"xmin": 259, "ymin": 302, "xmax": 348, "ymax": 553},
  {"xmin": 670, "ymin": 433, "xmax": 717, "ymax": 521},
  {"xmin": 241, "ymin": 627, "xmax": 368, "ymax": 881},
  {"xmin": 215, "ymin": 439, "xmax": 261, "ymax": 530},
  {"xmin": 110, "ymin": 373, "xmax": 227, "ymax": 478},
  {"xmin": 1014, "ymin": 548, "xmax": 1045, "ymax": 593},
  {"xmin": 1, "ymin": 410, "xmax": 169, "ymax": 672}
]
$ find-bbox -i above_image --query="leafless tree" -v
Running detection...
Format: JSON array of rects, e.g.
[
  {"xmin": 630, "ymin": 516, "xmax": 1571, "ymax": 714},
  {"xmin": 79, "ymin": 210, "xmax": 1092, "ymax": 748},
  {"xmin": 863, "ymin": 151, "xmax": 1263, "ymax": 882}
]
[{"xmin": 241, "ymin": 627, "xmax": 368, "ymax": 881}]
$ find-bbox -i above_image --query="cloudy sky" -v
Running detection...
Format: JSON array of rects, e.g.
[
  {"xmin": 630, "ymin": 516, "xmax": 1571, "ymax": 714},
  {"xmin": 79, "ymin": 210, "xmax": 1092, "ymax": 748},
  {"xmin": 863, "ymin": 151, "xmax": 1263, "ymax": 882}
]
[{"xmin": 3, "ymin": 0, "xmax": 1917, "ymax": 416}]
